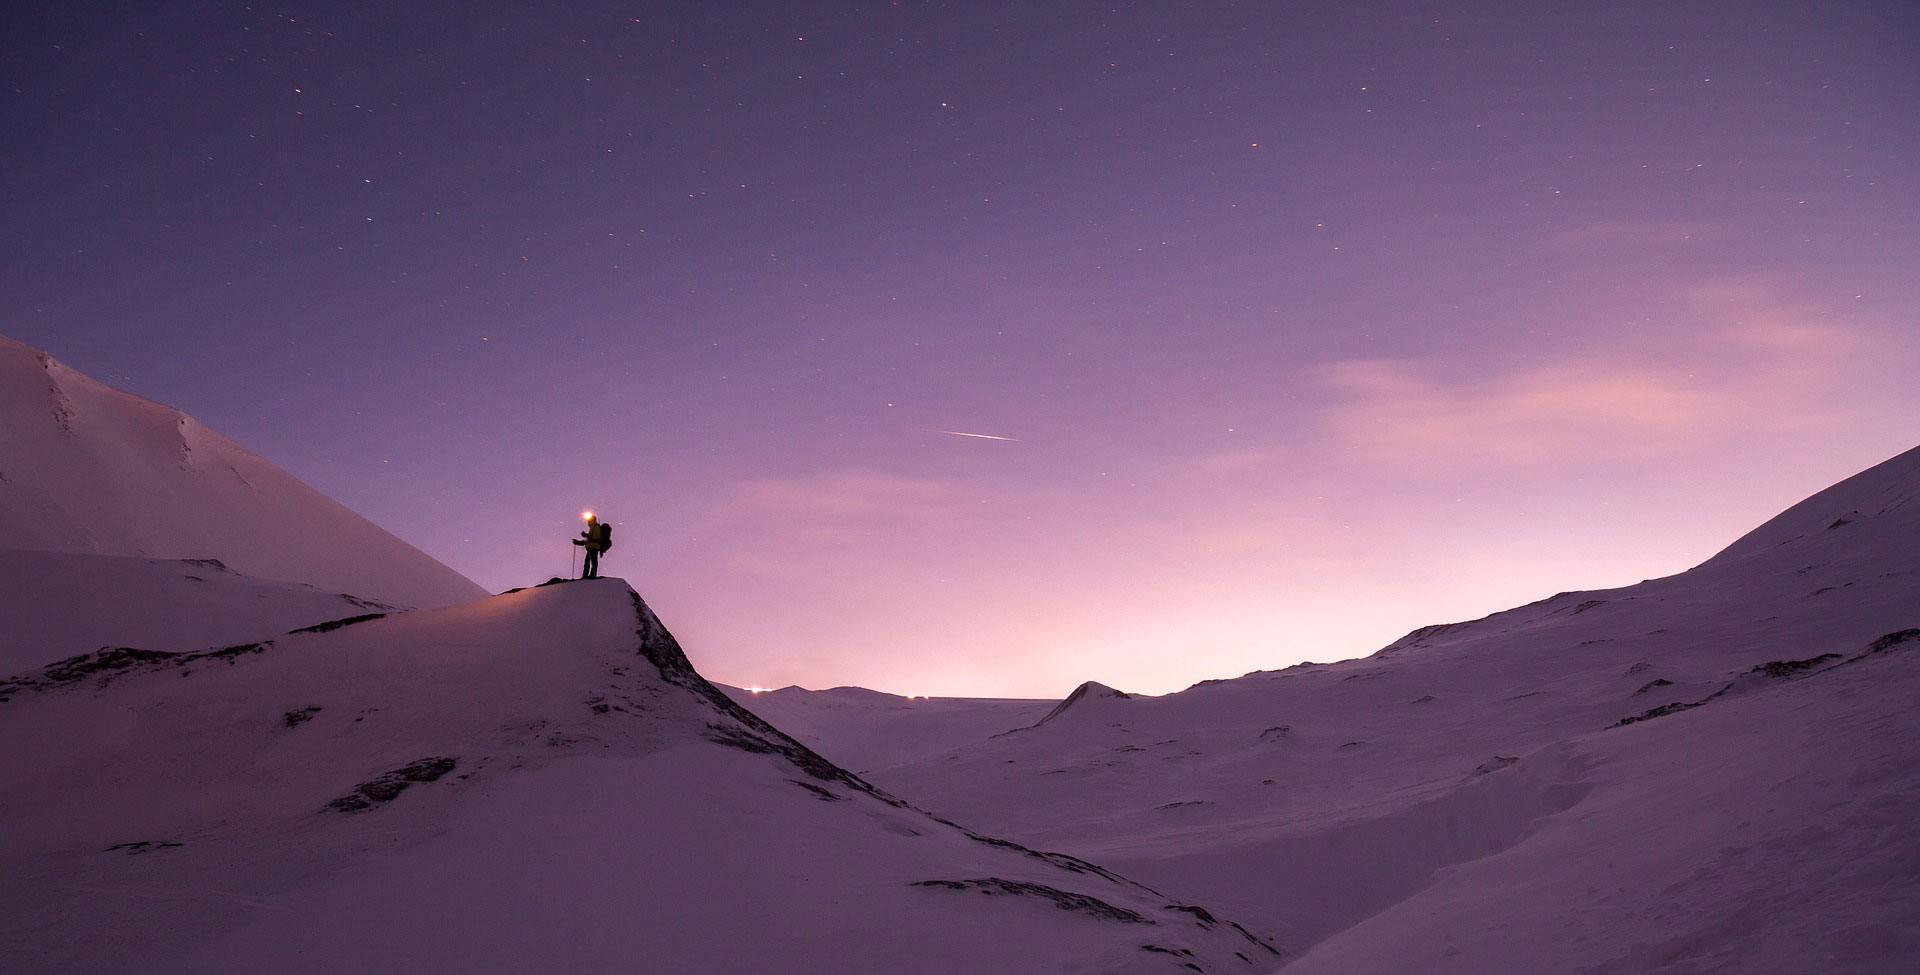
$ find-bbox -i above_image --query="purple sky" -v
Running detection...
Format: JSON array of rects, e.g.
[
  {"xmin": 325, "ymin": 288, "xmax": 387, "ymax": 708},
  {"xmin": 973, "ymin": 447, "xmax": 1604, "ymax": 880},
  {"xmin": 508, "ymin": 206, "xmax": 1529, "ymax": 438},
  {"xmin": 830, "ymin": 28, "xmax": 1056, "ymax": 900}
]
[{"xmin": 6, "ymin": 1, "xmax": 1917, "ymax": 697}]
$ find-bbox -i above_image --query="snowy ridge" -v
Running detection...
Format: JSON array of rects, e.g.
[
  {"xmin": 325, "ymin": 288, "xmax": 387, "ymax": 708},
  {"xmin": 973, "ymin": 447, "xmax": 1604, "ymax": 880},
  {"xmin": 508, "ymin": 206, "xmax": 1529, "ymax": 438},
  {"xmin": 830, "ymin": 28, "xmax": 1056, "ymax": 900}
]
[
  {"xmin": 0, "ymin": 332, "xmax": 484, "ymax": 609},
  {"xmin": 0, "ymin": 579, "xmax": 1279, "ymax": 974}
]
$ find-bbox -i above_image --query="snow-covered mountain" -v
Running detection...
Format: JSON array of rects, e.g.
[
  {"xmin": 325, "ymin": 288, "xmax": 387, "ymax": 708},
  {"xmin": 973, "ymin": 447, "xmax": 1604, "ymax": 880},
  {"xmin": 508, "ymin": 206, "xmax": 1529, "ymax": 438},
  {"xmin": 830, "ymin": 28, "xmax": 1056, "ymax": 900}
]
[
  {"xmin": 743, "ymin": 446, "xmax": 1920, "ymax": 973},
  {"xmin": 0, "ymin": 580, "xmax": 1279, "ymax": 974},
  {"xmin": 0, "ymin": 333, "xmax": 484, "ymax": 610},
  {"xmin": 5, "ymin": 333, "xmax": 1912, "ymax": 975}
]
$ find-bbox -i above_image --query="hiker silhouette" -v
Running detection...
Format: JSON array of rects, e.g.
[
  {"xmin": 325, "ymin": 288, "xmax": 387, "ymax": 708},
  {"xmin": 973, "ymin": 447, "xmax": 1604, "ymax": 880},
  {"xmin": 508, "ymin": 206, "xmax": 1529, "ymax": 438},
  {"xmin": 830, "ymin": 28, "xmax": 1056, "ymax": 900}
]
[{"xmin": 573, "ymin": 513, "xmax": 612, "ymax": 579}]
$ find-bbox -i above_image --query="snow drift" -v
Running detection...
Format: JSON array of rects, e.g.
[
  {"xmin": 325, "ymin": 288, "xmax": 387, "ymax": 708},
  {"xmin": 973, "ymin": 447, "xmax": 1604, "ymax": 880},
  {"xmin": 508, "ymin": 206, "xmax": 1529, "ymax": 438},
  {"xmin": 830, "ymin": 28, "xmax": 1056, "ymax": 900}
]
[{"xmin": 0, "ymin": 332, "xmax": 484, "ymax": 610}]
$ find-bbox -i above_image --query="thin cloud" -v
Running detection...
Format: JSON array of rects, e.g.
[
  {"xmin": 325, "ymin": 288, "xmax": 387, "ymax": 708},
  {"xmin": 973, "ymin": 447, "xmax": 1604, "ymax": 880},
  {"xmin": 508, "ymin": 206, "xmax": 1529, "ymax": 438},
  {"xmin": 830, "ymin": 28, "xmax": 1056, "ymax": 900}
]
[
  {"xmin": 1308, "ymin": 279, "xmax": 1892, "ymax": 468},
  {"xmin": 713, "ymin": 470, "xmax": 959, "ymax": 532},
  {"xmin": 1312, "ymin": 356, "xmax": 1727, "ymax": 464}
]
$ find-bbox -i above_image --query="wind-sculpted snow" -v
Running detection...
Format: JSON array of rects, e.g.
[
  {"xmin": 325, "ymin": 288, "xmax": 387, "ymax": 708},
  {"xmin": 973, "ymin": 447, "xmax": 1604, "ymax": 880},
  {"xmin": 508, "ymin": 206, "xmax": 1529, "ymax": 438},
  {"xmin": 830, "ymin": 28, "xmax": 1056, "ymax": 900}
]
[{"xmin": 0, "ymin": 578, "xmax": 1277, "ymax": 974}]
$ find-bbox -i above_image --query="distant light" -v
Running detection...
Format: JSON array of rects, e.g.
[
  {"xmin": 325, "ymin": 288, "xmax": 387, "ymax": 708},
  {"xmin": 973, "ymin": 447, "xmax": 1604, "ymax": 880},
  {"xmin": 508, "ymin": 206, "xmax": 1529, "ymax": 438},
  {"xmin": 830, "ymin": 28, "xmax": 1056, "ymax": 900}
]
[{"xmin": 747, "ymin": 686, "xmax": 771, "ymax": 694}]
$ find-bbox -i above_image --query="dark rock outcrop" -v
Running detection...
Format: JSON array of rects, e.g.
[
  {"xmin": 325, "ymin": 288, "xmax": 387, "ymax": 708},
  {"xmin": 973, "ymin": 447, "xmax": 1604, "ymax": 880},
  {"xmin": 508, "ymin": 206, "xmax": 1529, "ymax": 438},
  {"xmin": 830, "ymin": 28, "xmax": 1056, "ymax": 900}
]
[
  {"xmin": 325, "ymin": 757, "xmax": 459, "ymax": 813},
  {"xmin": 2, "ymin": 641, "xmax": 270, "ymax": 700},
  {"xmin": 288, "ymin": 613, "xmax": 386, "ymax": 635},
  {"xmin": 910, "ymin": 879, "xmax": 1150, "ymax": 923}
]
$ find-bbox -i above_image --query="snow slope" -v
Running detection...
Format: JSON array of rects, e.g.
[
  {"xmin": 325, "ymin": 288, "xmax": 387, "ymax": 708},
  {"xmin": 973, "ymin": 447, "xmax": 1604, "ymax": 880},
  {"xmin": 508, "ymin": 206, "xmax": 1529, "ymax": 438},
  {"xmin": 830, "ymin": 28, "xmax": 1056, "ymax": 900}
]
[
  {"xmin": 0, "ymin": 579, "xmax": 1279, "ymax": 975},
  {"xmin": 860, "ymin": 445, "xmax": 1920, "ymax": 972},
  {"xmin": 1276, "ymin": 634, "xmax": 1920, "ymax": 974},
  {"xmin": 0, "ymin": 333, "xmax": 485, "ymax": 609},
  {"xmin": 1704, "ymin": 439, "xmax": 1919, "ymax": 565},
  {"xmin": 0, "ymin": 550, "xmax": 398, "ymax": 675},
  {"xmin": 721, "ymin": 683, "xmax": 1053, "ymax": 773}
]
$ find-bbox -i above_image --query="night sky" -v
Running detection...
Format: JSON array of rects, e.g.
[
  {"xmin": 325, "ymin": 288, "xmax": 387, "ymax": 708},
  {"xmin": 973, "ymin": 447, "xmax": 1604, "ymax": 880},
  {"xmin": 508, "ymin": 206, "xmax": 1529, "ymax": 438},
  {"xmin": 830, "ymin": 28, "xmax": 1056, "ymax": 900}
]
[{"xmin": 6, "ymin": 1, "xmax": 1917, "ymax": 697}]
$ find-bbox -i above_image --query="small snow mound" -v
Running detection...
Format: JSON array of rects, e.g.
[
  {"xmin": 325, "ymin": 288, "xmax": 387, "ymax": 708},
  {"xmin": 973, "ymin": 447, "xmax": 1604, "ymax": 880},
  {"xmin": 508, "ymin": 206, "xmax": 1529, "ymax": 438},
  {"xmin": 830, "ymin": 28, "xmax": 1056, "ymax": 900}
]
[{"xmin": 1032, "ymin": 681, "xmax": 1131, "ymax": 727}]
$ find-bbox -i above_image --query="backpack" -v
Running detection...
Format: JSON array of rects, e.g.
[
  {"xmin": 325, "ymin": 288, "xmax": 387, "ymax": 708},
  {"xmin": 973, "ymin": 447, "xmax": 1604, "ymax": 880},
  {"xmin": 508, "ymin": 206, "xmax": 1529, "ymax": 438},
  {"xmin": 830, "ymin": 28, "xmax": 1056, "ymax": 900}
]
[{"xmin": 597, "ymin": 521, "xmax": 613, "ymax": 552}]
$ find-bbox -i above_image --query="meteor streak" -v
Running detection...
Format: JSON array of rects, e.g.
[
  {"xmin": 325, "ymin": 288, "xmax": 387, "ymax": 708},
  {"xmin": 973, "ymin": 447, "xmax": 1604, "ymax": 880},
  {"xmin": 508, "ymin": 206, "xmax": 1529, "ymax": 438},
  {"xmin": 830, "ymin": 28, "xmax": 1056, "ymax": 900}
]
[{"xmin": 938, "ymin": 430, "xmax": 1022, "ymax": 442}]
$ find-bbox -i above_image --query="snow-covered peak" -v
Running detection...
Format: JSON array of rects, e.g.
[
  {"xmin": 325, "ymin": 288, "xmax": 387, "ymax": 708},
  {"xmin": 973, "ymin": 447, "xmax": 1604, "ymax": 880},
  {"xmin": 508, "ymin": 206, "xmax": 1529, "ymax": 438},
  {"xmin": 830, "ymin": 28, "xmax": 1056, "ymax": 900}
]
[
  {"xmin": 0, "ymin": 332, "xmax": 485, "ymax": 609},
  {"xmin": 1034, "ymin": 680, "xmax": 1134, "ymax": 727}
]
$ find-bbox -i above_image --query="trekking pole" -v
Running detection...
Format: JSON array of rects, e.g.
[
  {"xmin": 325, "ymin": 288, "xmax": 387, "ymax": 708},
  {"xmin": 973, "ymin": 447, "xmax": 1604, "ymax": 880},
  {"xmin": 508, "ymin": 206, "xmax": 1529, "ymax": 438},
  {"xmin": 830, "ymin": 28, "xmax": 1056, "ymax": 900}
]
[{"xmin": 571, "ymin": 545, "xmax": 578, "ymax": 580}]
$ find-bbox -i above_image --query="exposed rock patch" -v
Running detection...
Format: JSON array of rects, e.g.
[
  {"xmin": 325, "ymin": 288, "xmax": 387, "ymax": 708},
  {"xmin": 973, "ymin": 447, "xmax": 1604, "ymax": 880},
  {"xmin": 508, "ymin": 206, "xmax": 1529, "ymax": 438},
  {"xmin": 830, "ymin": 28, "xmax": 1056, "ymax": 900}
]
[
  {"xmin": 1614, "ymin": 700, "xmax": 1704, "ymax": 727},
  {"xmin": 1753, "ymin": 654, "xmax": 1841, "ymax": 678},
  {"xmin": 788, "ymin": 780, "xmax": 846, "ymax": 802},
  {"xmin": 1168, "ymin": 904, "xmax": 1217, "ymax": 926},
  {"xmin": 911, "ymin": 879, "xmax": 1150, "ymax": 923},
  {"xmin": 2, "ymin": 641, "xmax": 270, "ymax": 699},
  {"xmin": 105, "ymin": 841, "xmax": 182, "ymax": 855},
  {"xmin": 1612, "ymin": 632, "xmax": 1916, "ymax": 729},
  {"xmin": 325, "ymin": 757, "xmax": 459, "ymax": 813},
  {"xmin": 1856, "ymin": 628, "xmax": 1920, "ymax": 659},
  {"xmin": 1470, "ymin": 755, "xmax": 1519, "ymax": 776},
  {"xmin": 288, "ymin": 613, "xmax": 386, "ymax": 635}
]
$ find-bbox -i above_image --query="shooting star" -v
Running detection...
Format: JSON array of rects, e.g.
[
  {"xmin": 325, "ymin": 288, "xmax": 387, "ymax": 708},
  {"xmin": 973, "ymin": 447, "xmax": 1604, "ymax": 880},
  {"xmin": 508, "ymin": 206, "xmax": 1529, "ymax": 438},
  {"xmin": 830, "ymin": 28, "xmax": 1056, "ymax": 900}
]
[{"xmin": 938, "ymin": 430, "xmax": 1022, "ymax": 442}]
